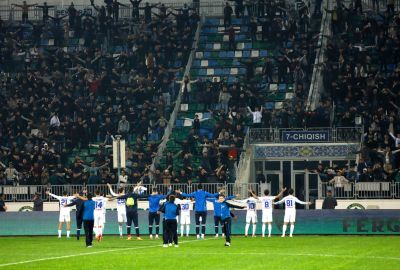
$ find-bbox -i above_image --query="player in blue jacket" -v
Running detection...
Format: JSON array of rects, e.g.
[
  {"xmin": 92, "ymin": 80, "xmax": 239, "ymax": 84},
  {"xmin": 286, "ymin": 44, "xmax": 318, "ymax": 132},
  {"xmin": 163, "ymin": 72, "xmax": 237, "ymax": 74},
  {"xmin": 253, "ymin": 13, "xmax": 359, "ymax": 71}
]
[
  {"xmin": 177, "ymin": 184, "xmax": 220, "ymax": 239},
  {"xmin": 218, "ymin": 194, "xmax": 245, "ymax": 246},
  {"xmin": 158, "ymin": 195, "xmax": 181, "ymax": 247},
  {"xmin": 207, "ymin": 194, "xmax": 236, "ymax": 237},
  {"xmin": 148, "ymin": 187, "xmax": 171, "ymax": 239}
]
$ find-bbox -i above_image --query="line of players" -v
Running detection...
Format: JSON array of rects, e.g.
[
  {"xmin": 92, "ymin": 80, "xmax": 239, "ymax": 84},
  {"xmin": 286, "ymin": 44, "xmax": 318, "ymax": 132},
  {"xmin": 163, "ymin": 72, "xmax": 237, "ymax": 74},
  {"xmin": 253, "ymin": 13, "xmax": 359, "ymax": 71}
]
[{"xmin": 47, "ymin": 184, "xmax": 311, "ymax": 243}]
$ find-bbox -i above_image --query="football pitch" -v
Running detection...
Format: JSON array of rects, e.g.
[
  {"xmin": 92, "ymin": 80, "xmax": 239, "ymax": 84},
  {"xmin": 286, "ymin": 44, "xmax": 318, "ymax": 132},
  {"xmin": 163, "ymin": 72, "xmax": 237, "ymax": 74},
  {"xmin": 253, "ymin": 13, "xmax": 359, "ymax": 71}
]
[{"xmin": 0, "ymin": 235, "xmax": 399, "ymax": 270}]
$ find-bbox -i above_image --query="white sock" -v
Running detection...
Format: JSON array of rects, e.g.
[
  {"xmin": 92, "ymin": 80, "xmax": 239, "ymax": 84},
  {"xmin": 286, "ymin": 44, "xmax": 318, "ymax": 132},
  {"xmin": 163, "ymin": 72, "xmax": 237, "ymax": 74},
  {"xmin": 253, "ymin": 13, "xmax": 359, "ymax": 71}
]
[
  {"xmin": 282, "ymin": 225, "xmax": 287, "ymax": 236},
  {"xmin": 262, "ymin": 224, "xmax": 266, "ymax": 236},
  {"xmin": 181, "ymin": 225, "xmax": 184, "ymax": 236},
  {"xmin": 67, "ymin": 231, "xmax": 70, "ymax": 237},
  {"xmin": 290, "ymin": 224, "xmax": 294, "ymax": 236},
  {"xmin": 186, "ymin": 225, "xmax": 190, "ymax": 236},
  {"xmin": 245, "ymin": 223, "xmax": 250, "ymax": 235},
  {"xmin": 58, "ymin": 230, "xmax": 62, "ymax": 237},
  {"xmin": 119, "ymin": 225, "xmax": 123, "ymax": 236},
  {"xmin": 252, "ymin": 224, "xmax": 256, "ymax": 236},
  {"xmin": 102, "ymin": 224, "xmax": 105, "ymax": 234},
  {"xmin": 268, "ymin": 224, "xmax": 272, "ymax": 237}
]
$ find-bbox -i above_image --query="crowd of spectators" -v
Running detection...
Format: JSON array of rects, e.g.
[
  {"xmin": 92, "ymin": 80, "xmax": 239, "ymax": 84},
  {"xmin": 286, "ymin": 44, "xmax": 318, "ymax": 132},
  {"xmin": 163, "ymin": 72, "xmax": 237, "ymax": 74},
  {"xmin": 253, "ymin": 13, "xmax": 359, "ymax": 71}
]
[
  {"xmin": 320, "ymin": 1, "xmax": 400, "ymax": 182},
  {"xmin": 151, "ymin": 0, "xmax": 322, "ymax": 184},
  {"xmin": 0, "ymin": 1, "xmax": 199, "ymax": 186}
]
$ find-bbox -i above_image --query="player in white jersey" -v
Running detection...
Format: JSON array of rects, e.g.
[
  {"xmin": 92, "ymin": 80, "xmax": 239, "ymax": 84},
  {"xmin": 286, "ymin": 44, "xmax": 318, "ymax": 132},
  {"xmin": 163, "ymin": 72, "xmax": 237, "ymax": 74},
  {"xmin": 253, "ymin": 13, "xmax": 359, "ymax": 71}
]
[
  {"xmin": 250, "ymin": 187, "xmax": 286, "ymax": 237},
  {"xmin": 174, "ymin": 198, "xmax": 194, "ymax": 237},
  {"xmin": 107, "ymin": 184, "xmax": 127, "ymax": 238},
  {"xmin": 274, "ymin": 188, "xmax": 311, "ymax": 237},
  {"xmin": 237, "ymin": 194, "xmax": 258, "ymax": 237},
  {"xmin": 92, "ymin": 190, "xmax": 109, "ymax": 241},
  {"xmin": 46, "ymin": 190, "xmax": 75, "ymax": 238}
]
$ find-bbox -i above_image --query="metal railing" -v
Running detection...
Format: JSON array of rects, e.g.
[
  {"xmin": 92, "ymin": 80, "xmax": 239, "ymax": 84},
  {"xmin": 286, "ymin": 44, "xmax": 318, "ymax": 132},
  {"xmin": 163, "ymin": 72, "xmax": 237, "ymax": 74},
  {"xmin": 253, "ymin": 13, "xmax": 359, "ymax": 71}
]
[
  {"xmin": 150, "ymin": 16, "xmax": 202, "ymax": 182},
  {"xmin": 306, "ymin": 0, "xmax": 332, "ymax": 112},
  {"xmin": 3, "ymin": 182, "xmax": 400, "ymax": 201},
  {"xmin": 0, "ymin": 2, "xmax": 224, "ymax": 22},
  {"xmin": 0, "ymin": 182, "xmax": 260, "ymax": 202},
  {"xmin": 248, "ymin": 127, "xmax": 363, "ymax": 144},
  {"xmin": 320, "ymin": 182, "xmax": 400, "ymax": 199}
]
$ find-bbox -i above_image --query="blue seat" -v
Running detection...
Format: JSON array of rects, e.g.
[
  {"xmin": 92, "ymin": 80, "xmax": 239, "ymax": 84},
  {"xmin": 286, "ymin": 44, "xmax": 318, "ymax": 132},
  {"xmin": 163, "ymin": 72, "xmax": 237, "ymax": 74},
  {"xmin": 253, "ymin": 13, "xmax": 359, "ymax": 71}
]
[
  {"xmin": 226, "ymin": 51, "xmax": 235, "ymax": 57},
  {"xmin": 214, "ymin": 68, "xmax": 223, "ymax": 76},
  {"xmin": 265, "ymin": 102, "xmax": 274, "ymax": 110},
  {"xmin": 243, "ymin": 50, "xmax": 251, "ymax": 57},
  {"xmin": 176, "ymin": 119, "xmax": 184, "ymax": 127},
  {"xmin": 244, "ymin": 43, "xmax": 252, "ymax": 49},
  {"xmin": 204, "ymin": 52, "xmax": 211, "ymax": 58},
  {"xmin": 205, "ymin": 43, "xmax": 213, "ymax": 50},
  {"xmin": 203, "ymin": 112, "xmax": 211, "ymax": 119},
  {"xmin": 198, "ymin": 69, "xmax": 207, "ymax": 76},
  {"xmin": 209, "ymin": 60, "xmax": 218, "ymax": 67},
  {"xmin": 260, "ymin": 50, "xmax": 268, "ymax": 57},
  {"xmin": 278, "ymin": 84, "xmax": 287, "ymax": 92},
  {"xmin": 387, "ymin": 64, "xmax": 396, "ymax": 72},
  {"xmin": 227, "ymin": 76, "xmax": 237, "ymax": 83},
  {"xmin": 193, "ymin": 60, "xmax": 201, "ymax": 67},
  {"xmin": 219, "ymin": 51, "xmax": 227, "ymax": 58}
]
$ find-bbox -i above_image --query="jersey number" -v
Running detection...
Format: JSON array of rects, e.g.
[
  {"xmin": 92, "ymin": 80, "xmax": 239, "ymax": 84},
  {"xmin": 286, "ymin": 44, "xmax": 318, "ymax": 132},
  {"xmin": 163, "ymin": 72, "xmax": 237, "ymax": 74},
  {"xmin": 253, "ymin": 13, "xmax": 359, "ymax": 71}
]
[
  {"xmin": 286, "ymin": 200, "xmax": 293, "ymax": 207},
  {"xmin": 60, "ymin": 199, "xmax": 67, "ymax": 205},
  {"xmin": 95, "ymin": 201, "xmax": 103, "ymax": 209},
  {"xmin": 264, "ymin": 201, "xmax": 269, "ymax": 208},
  {"xmin": 182, "ymin": 204, "xmax": 189, "ymax": 210},
  {"xmin": 249, "ymin": 203, "xmax": 255, "ymax": 209}
]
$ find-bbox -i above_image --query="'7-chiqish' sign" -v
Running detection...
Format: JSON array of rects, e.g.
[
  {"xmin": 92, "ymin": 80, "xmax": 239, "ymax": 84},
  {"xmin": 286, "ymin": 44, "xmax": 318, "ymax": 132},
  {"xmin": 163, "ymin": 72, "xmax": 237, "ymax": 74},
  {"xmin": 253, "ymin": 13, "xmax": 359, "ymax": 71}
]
[{"xmin": 282, "ymin": 130, "xmax": 330, "ymax": 143}]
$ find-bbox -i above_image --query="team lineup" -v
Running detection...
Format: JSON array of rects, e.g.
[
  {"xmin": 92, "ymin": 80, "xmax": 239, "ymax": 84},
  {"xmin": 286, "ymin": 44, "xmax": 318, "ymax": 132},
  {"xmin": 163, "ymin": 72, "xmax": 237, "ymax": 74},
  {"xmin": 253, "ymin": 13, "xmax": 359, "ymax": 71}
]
[{"xmin": 46, "ymin": 184, "xmax": 311, "ymax": 248}]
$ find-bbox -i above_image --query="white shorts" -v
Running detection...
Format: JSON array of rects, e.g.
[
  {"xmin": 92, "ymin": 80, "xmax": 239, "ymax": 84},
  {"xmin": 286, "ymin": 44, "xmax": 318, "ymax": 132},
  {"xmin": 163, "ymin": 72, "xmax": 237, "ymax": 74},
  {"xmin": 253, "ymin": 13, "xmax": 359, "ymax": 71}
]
[
  {"xmin": 246, "ymin": 212, "xmax": 257, "ymax": 223},
  {"xmin": 59, "ymin": 211, "xmax": 71, "ymax": 222},
  {"xmin": 118, "ymin": 211, "xmax": 127, "ymax": 223},
  {"xmin": 94, "ymin": 211, "xmax": 105, "ymax": 227},
  {"xmin": 262, "ymin": 211, "xmax": 273, "ymax": 223},
  {"xmin": 180, "ymin": 214, "xmax": 190, "ymax": 225},
  {"xmin": 284, "ymin": 210, "xmax": 296, "ymax": 223}
]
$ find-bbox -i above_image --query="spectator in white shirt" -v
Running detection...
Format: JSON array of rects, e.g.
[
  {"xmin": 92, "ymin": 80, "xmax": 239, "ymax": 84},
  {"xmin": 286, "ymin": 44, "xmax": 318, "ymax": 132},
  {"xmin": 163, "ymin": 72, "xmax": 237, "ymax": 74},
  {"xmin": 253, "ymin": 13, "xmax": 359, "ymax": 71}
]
[
  {"xmin": 117, "ymin": 115, "xmax": 130, "ymax": 140},
  {"xmin": 4, "ymin": 163, "xmax": 19, "ymax": 186},
  {"xmin": 389, "ymin": 132, "xmax": 400, "ymax": 148},
  {"xmin": 247, "ymin": 106, "xmax": 263, "ymax": 128},
  {"xmin": 49, "ymin": 112, "xmax": 60, "ymax": 128}
]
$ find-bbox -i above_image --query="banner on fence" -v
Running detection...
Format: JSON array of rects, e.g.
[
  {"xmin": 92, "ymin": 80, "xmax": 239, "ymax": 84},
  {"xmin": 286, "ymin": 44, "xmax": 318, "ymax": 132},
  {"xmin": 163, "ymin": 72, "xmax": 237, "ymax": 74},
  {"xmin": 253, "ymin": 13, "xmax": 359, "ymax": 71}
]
[
  {"xmin": 316, "ymin": 199, "xmax": 400, "ymax": 210},
  {"xmin": 1, "ymin": 210, "xmax": 399, "ymax": 236}
]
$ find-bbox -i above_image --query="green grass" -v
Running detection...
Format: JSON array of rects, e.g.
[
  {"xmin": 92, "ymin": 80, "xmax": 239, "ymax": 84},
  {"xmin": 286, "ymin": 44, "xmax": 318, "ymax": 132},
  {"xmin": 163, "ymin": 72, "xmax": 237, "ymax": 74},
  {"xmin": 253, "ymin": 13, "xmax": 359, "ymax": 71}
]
[{"xmin": 0, "ymin": 235, "xmax": 399, "ymax": 270}]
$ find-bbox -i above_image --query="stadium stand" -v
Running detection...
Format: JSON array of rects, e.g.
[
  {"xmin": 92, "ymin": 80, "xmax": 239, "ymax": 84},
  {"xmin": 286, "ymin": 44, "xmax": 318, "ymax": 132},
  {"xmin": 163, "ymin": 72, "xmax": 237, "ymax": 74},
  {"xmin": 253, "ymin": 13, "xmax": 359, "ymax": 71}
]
[
  {"xmin": 155, "ymin": 1, "xmax": 321, "ymax": 184},
  {"xmin": 319, "ymin": 2, "xmax": 400, "ymax": 183},
  {"xmin": 0, "ymin": 2, "xmax": 199, "ymax": 186}
]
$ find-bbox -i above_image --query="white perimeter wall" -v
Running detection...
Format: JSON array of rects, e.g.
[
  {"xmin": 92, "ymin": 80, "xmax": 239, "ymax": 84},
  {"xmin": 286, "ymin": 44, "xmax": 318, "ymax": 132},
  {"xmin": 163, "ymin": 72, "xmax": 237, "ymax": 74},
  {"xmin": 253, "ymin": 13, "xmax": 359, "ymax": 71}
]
[{"xmin": 316, "ymin": 199, "xmax": 400, "ymax": 210}]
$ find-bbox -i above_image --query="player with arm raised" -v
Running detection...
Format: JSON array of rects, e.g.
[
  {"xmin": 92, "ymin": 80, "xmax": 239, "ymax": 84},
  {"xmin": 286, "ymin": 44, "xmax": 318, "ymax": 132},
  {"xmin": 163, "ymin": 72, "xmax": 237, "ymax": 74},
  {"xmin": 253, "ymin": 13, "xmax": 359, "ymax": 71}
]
[
  {"xmin": 116, "ymin": 184, "xmax": 149, "ymax": 240},
  {"xmin": 177, "ymin": 184, "xmax": 220, "ymax": 239},
  {"xmin": 207, "ymin": 193, "xmax": 236, "ymax": 237},
  {"xmin": 236, "ymin": 193, "xmax": 258, "ymax": 237},
  {"xmin": 148, "ymin": 187, "xmax": 171, "ymax": 239},
  {"xmin": 107, "ymin": 183, "xmax": 126, "ymax": 238},
  {"xmin": 65, "ymin": 191, "xmax": 85, "ymax": 240},
  {"xmin": 92, "ymin": 190, "xmax": 109, "ymax": 241},
  {"xmin": 250, "ymin": 187, "xmax": 286, "ymax": 237},
  {"xmin": 274, "ymin": 188, "xmax": 311, "ymax": 237},
  {"xmin": 46, "ymin": 190, "xmax": 75, "ymax": 238},
  {"xmin": 219, "ymin": 194, "xmax": 246, "ymax": 246}
]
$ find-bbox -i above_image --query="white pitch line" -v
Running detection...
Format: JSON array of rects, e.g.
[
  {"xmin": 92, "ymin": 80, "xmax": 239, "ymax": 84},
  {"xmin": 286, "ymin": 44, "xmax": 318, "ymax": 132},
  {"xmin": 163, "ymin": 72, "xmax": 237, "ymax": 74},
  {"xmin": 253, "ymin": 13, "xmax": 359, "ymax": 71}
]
[
  {"xmin": 0, "ymin": 238, "xmax": 217, "ymax": 268},
  {"xmin": 149, "ymin": 251, "xmax": 400, "ymax": 261}
]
